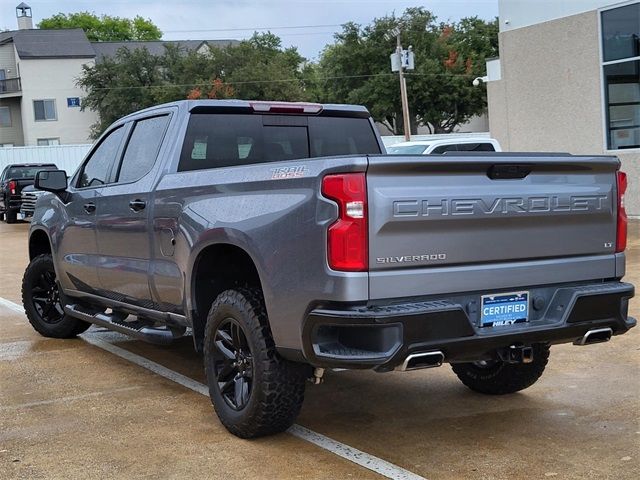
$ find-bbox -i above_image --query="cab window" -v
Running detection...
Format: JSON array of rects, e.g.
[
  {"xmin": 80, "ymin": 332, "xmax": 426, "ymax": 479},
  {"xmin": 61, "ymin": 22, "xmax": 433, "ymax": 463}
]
[
  {"xmin": 457, "ymin": 142, "xmax": 496, "ymax": 152},
  {"xmin": 430, "ymin": 144, "xmax": 458, "ymax": 154},
  {"xmin": 116, "ymin": 115, "xmax": 170, "ymax": 183},
  {"xmin": 77, "ymin": 127, "xmax": 125, "ymax": 188}
]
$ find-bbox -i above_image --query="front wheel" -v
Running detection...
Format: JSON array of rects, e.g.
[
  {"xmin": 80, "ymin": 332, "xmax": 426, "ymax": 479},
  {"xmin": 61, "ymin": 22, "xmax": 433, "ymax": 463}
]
[
  {"xmin": 22, "ymin": 254, "xmax": 91, "ymax": 338},
  {"xmin": 451, "ymin": 344, "xmax": 550, "ymax": 395},
  {"xmin": 204, "ymin": 288, "xmax": 307, "ymax": 438}
]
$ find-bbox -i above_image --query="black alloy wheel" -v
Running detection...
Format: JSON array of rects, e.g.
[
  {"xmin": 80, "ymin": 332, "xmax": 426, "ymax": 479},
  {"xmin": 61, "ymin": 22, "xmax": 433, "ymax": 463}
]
[
  {"xmin": 30, "ymin": 267, "xmax": 64, "ymax": 324},
  {"xmin": 203, "ymin": 288, "xmax": 307, "ymax": 438},
  {"xmin": 212, "ymin": 318, "xmax": 254, "ymax": 410},
  {"xmin": 22, "ymin": 254, "xmax": 91, "ymax": 338}
]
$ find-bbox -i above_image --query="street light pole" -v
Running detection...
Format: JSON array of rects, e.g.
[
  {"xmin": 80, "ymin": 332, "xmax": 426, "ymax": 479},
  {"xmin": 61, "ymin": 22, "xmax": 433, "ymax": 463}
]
[{"xmin": 397, "ymin": 33, "xmax": 411, "ymax": 141}]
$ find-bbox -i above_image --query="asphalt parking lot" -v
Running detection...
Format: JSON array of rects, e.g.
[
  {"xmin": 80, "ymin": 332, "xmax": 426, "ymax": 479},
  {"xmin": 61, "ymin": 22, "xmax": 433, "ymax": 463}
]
[{"xmin": 1, "ymin": 220, "xmax": 639, "ymax": 480}]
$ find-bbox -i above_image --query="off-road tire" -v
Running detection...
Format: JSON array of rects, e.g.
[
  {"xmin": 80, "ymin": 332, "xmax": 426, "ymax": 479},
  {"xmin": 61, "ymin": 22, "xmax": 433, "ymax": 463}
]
[
  {"xmin": 204, "ymin": 288, "xmax": 307, "ymax": 438},
  {"xmin": 5, "ymin": 209, "xmax": 17, "ymax": 224},
  {"xmin": 22, "ymin": 254, "xmax": 91, "ymax": 338},
  {"xmin": 451, "ymin": 344, "xmax": 550, "ymax": 395}
]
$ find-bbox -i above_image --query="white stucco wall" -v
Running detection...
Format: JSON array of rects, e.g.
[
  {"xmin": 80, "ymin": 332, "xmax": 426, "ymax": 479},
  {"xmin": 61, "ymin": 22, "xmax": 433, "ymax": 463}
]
[
  {"xmin": 17, "ymin": 58, "xmax": 98, "ymax": 145},
  {"xmin": 487, "ymin": 7, "xmax": 640, "ymax": 216}
]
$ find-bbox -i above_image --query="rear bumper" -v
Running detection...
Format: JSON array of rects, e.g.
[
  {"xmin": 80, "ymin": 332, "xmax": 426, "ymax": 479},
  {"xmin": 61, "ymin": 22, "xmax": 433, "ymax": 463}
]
[{"xmin": 302, "ymin": 281, "xmax": 635, "ymax": 370}]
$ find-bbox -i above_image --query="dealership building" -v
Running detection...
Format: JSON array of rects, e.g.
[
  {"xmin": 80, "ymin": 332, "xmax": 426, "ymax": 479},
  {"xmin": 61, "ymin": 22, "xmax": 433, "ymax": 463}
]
[{"xmin": 487, "ymin": 0, "xmax": 640, "ymax": 216}]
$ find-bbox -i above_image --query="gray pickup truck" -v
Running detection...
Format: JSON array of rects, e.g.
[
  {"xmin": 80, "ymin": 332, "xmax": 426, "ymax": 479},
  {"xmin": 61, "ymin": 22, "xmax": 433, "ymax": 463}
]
[{"xmin": 23, "ymin": 100, "xmax": 635, "ymax": 438}]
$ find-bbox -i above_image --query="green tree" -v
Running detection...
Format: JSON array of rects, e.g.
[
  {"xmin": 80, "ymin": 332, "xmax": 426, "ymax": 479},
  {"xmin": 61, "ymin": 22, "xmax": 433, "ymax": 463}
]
[
  {"xmin": 315, "ymin": 8, "xmax": 498, "ymax": 134},
  {"xmin": 78, "ymin": 33, "xmax": 309, "ymax": 138},
  {"xmin": 38, "ymin": 12, "xmax": 161, "ymax": 41}
]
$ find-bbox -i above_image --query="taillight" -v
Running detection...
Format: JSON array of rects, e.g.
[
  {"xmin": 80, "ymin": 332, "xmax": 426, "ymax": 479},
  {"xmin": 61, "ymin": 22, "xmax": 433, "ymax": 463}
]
[
  {"xmin": 322, "ymin": 173, "xmax": 368, "ymax": 271},
  {"xmin": 616, "ymin": 171, "xmax": 628, "ymax": 253},
  {"xmin": 8, "ymin": 180, "xmax": 16, "ymax": 195}
]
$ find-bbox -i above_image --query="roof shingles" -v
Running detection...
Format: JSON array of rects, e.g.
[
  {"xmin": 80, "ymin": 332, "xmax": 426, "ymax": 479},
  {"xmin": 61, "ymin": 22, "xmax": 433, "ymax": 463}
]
[
  {"xmin": 1, "ymin": 29, "xmax": 95, "ymax": 58},
  {"xmin": 0, "ymin": 28, "xmax": 238, "ymax": 60}
]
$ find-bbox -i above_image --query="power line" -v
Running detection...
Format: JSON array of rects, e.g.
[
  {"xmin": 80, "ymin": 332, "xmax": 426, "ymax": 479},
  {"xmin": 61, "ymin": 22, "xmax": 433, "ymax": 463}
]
[
  {"xmin": 163, "ymin": 24, "xmax": 343, "ymax": 33},
  {"xmin": 82, "ymin": 71, "xmax": 477, "ymax": 92}
]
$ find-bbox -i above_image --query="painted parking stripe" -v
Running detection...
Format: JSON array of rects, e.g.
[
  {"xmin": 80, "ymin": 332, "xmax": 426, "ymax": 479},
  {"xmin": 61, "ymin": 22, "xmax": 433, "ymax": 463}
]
[
  {"xmin": 1, "ymin": 297, "xmax": 426, "ymax": 480},
  {"xmin": 0, "ymin": 296, "xmax": 26, "ymax": 314}
]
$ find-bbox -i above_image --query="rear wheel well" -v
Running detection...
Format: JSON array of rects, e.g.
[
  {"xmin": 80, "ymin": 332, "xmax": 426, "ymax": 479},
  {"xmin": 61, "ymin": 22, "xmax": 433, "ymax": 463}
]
[
  {"xmin": 29, "ymin": 230, "xmax": 52, "ymax": 259},
  {"xmin": 192, "ymin": 244, "xmax": 262, "ymax": 352}
]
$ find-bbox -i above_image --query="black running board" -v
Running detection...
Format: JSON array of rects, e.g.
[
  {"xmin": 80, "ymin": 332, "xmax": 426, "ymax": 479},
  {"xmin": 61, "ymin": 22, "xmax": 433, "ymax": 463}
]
[{"xmin": 64, "ymin": 304, "xmax": 175, "ymax": 345}]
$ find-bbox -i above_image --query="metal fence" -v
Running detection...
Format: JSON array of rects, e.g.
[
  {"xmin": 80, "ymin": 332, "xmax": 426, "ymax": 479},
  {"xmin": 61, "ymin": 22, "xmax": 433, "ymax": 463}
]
[
  {"xmin": 0, "ymin": 144, "xmax": 92, "ymax": 175},
  {"xmin": 0, "ymin": 133, "xmax": 492, "ymax": 172}
]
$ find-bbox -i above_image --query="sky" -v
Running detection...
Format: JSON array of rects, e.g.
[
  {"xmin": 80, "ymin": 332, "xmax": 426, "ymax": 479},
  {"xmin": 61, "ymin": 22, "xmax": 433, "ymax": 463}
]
[{"xmin": 0, "ymin": 0, "xmax": 498, "ymax": 59}]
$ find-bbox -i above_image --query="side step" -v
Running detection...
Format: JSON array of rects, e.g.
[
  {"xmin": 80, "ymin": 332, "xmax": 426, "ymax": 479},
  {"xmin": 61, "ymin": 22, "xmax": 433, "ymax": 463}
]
[{"xmin": 64, "ymin": 304, "xmax": 175, "ymax": 345}]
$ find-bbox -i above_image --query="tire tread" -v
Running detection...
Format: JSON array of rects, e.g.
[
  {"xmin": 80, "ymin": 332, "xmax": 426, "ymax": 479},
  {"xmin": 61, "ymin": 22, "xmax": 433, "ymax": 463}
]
[
  {"xmin": 22, "ymin": 254, "xmax": 90, "ymax": 338},
  {"xmin": 204, "ymin": 287, "xmax": 306, "ymax": 438}
]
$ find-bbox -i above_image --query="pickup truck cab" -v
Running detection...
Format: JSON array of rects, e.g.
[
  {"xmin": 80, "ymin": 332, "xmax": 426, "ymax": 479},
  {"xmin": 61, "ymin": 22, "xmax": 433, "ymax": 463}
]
[
  {"xmin": 0, "ymin": 163, "xmax": 57, "ymax": 223},
  {"xmin": 23, "ymin": 100, "xmax": 635, "ymax": 438}
]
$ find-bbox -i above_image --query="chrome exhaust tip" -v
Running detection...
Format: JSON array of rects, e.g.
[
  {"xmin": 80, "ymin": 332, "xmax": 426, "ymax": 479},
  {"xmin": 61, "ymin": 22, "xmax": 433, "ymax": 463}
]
[
  {"xmin": 573, "ymin": 327, "xmax": 613, "ymax": 346},
  {"xmin": 397, "ymin": 351, "xmax": 445, "ymax": 371}
]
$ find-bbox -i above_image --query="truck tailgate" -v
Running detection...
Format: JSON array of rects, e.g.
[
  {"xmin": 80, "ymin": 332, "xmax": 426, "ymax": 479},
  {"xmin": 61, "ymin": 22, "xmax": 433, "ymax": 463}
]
[{"xmin": 366, "ymin": 154, "xmax": 620, "ymax": 298}]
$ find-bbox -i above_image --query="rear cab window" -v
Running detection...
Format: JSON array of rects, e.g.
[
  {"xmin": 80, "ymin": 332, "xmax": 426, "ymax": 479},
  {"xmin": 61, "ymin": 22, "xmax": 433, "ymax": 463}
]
[
  {"xmin": 178, "ymin": 114, "xmax": 380, "ymax": 172},
  {"xmin": 5, "ymin": 165, "xmax": 56, "ymax": 179}
]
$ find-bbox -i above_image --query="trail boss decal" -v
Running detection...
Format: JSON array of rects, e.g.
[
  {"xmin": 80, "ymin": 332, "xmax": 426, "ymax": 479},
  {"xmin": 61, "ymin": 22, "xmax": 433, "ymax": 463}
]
[{"xmin": 270, "ymin": 165, "xmax": 307, "ymax": 179}]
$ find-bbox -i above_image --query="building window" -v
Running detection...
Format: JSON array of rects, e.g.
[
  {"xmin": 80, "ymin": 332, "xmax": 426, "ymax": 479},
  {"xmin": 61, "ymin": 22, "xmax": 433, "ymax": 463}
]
[
  {"xmin": 37, "ymin": 138, "xmax": 60, "ymax": 146},
  {"xmin": 601, "ymin": 1, "xmax": 640, "ymax": 150},
  {"xmin": 0, "ymin": 106, "xmax": 10, "ymax": 127},
  {"xmin": 33, "ymin": 99, "xmax": 57, "ymax": 121}
]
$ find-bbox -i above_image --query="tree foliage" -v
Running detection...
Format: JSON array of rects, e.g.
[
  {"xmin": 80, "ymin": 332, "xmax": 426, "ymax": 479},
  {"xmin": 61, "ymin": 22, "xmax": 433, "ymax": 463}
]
[
  {"xmin": 314, "ymin": 8, "xmax": 498, "ymax": 134},
  {"xmin": 38, "ymin": 12, "xmax": 162, "ymax": 41},
  {"xmin": 77, "ymin": 8, "xmax": 498, "ymax": 138},
  {"xmin": 78, "ymin": 33, "xmax": 308, "ymax": 137}
]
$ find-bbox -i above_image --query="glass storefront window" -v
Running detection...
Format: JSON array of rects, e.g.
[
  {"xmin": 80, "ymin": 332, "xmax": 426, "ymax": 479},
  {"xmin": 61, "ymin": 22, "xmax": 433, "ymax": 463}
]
[{"xmin": 602, "ymin": 2, "xmax": 640, "ymax": 150}]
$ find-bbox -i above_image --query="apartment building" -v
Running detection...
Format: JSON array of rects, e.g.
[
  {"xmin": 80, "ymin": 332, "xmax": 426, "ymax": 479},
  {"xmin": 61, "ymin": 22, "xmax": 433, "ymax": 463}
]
[
  {"xmin": 0, "ymin": 4, "xmax": 98, "ymax": 146},
  {"xmin": 0, "ymin": 3, "xmax": 237, "ymax": 147}
]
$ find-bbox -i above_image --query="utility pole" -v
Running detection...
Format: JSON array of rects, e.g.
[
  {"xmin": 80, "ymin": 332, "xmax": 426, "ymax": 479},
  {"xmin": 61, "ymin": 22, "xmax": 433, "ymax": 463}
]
[{"xmin": 396, "ymin": 33, "xmax": 411, "ymax": 141}]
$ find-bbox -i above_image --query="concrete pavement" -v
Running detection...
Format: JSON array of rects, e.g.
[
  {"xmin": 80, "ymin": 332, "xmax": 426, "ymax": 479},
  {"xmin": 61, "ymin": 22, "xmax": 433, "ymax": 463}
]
[{"xmin": 1, "ymin": 220, "xmax": 638, "ymax": 479}]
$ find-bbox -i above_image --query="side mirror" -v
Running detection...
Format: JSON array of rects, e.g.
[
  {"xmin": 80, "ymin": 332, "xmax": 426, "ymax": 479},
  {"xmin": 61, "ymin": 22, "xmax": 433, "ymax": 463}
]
[{"xmin": 35, "ymin": 170, "xmax": 67, "ymax": 193}]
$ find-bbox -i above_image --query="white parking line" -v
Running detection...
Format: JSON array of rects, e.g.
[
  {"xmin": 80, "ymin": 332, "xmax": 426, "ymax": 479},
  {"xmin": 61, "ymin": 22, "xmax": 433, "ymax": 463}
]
[
  {"xmin": 1, "ymin": 297, "xmax": 426, "ymax": 480},
  {"xmin": 0, "ymin": 296, "xmax": 26, "ymax": 314}
]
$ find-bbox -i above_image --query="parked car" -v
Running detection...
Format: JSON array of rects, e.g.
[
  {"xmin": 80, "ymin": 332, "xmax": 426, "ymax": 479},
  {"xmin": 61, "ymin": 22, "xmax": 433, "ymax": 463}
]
[
  {"xmin": 386, "ymin": 137, "xmax": 502, "ymax": 154},
  {"xmin": 19, "ymin": 184, "xmax": 46, "ymax": 219},
  {"xmin": 22, "ymin": 100, "xmax": 634, "ymax": 439},
  {"xmin": 0, "ymin": 163, "xmax": 57, "ymax": 223}
]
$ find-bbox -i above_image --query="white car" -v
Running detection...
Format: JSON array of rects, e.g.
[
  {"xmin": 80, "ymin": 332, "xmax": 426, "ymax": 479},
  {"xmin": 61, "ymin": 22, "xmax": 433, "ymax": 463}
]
[{"xmin": 386, "ymin": 137, "xmax": 502, "ymax": 155}]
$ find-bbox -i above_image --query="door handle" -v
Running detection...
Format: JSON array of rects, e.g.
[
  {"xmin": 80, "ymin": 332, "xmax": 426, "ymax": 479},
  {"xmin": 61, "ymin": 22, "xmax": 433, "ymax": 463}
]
[
  {"xmin": 129, "ymin": 199, "xmax": 146, "ymax": 212},
  {"xmin": 83, "ymin": 202, "xmax": 96, "ymax": 214}
]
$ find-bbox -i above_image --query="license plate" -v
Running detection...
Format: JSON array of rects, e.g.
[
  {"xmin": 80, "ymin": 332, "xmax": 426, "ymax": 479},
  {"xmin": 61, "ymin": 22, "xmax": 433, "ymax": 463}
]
[{"xmin": 480, "ymin": 291, "xmax": 529, "ymax": 327}]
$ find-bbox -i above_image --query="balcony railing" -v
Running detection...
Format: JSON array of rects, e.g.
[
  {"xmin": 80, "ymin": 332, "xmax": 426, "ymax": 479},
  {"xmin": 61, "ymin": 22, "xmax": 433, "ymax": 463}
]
[{"xmin": 0, "ymin": 77, "xmax": 21, "ymax": 94}]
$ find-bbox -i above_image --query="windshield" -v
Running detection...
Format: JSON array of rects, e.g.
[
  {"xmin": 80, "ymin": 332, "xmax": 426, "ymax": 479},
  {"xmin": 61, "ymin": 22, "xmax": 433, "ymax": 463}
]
[
  {"xmin": 386, "ymin": 144, "xmax": 428, "ymax": 155},
  {"xmin": 6, "ymin": 165, "xmax": 57, "ymax": 179}
]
